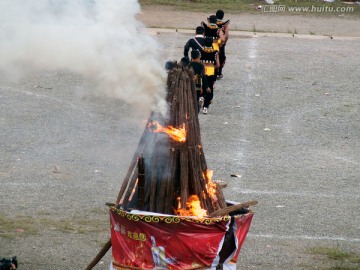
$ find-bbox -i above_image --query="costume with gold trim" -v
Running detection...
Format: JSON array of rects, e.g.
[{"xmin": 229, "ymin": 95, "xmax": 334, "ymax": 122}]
[
  {"xmin": 201, "ymin": 21, "xmax": 222, "ymax": 51},
  {"xmin": 215, "ymin": 19, "xmax": 230, "ymax": 78},
  {"xmin": 183, "ymin": 36, "xmax": 205, "ymax": 58},
  {"xmin": 199, "ymin": 45, "xmax": 217, "ymax": 110}
]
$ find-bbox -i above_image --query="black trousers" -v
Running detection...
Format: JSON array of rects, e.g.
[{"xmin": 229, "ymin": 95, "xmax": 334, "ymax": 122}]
[
  {"xmin": 203, "ymin": 75, "xmax": 216, "ymax": 108},
  {"xmin": 218, "ymin": 45, "xmax": 226, "ymax": 76}
]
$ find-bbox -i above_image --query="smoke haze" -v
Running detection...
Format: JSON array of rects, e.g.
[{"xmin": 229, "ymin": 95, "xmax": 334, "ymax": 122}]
[{"xmin": 0, "ymin": 0, "xmax": 167, "ymax": 112}]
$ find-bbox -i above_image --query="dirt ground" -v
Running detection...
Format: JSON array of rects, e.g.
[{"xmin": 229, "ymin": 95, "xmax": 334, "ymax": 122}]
[{"xmin": 1, "ymin": 4, "xmax": 360, "ymax": 270}]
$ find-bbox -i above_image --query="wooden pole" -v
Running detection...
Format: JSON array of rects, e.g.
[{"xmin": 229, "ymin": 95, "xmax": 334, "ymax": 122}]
[
  {"xmin": 137, "ymin": 156, "xmax": 145, "ymax": 210},
  {"xmin": 115, "ymin": 123, "xmax": 150, "ymax": 206},
  {"xmin": 85, "ymin": 238, "xmax": 112, "ymax": 270},
  {"xmin": 207, "ymin": 201, "xmax": 258, "ymax": 218}
]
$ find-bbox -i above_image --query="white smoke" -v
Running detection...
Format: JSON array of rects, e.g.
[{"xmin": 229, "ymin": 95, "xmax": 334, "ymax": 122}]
[{"xmin": 0, "ymin": 0, "xmax": 167, "ymax": 113}]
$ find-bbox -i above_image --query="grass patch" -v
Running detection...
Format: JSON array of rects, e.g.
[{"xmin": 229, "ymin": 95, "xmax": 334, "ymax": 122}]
[
  {"xmin": 38, "ymin": 216, "xmax": 109, "ymax": 234},
  {"xmin": 308, "ymin": 246, "xmax": 360, "ymax": 270},
  {"xmin": 328, "ymin": 267, "xmax": 360, "ymax": 270},
  {"xmin": 0, "ymin": 212, "xmax": 109, "ymax": 239},
  {"xmin": 139, "ymin": 0, "xmax": 360, "ymax": 15},
  {"xmin": 309, "ymin": 247, "xmax": 360, "ymax": 263},
  {"xmin": 0, "ymin": 213, "xmax": 38, "ymax": 238}
]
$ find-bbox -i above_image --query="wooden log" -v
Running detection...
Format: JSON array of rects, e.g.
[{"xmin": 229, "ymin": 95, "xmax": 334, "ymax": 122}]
[
  {"xmin": 157, "ymin": 151, "xmax": 170, "ymax": 214},
  {"xmin": 167, "ymin": 153, "xmax": 179, "ymax": 210},
  {"xmin": 121, "ymin": 167, "xmax": 139, "ymax": 209},
  {"xmin": 137, "ymin": 156, "xmax": 145, "ymax": 210},
  {"xmin": 115, "ymin": 120, "xmax": 152, "ymax": 206},
  {"xmin": 179, "ymin": 149, "xmax": 189, "ymax": 207},
  {"xmin": 157, "ymin": 157, "xmax": 169, "ymax": 213},
  {"xmin": 207, "ymin": 201, "xmax": 258, "ymax": 218},
  {"xmin": 164, "ymin": 151, "xmax": 176, "ymax": 213},
  {"xmin": 115, "ymin": 153, "xmax": 138, "ymax": 206},
  {"xmin": 215, "ymin": 184, "xmax": 227, "ymax": 209},
  {"xmin": 199, "ymin": 170, "xmax": 215, "ymax": 213},
  {"xmin": 149, "ymin": 154, "xmax": 159, "ymax": 212},
  {"xmin": 213, "ymin": 180, "xmax": 227, "ymax": 189}
]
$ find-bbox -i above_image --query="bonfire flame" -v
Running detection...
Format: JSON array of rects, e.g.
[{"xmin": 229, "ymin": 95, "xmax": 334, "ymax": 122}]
[
  {"xmin": 148, "ymin": 121, "xmax": 186, "ymax": 142},
  {"xmin": 175, "ymin": 170, "xmax": 218, "ymax": 218},
  {"xmin": 203, "ymin": 170, "xmax": 218, "ymax": 202},
  {"xmin": 175, "ymin": 195, "xmax": 207, "ymax": 218}
]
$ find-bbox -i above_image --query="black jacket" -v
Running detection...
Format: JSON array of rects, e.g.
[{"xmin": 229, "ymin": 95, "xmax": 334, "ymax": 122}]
[{"xmin": 184, "ymin": 36, "xmax": 205, "ymax": 58}]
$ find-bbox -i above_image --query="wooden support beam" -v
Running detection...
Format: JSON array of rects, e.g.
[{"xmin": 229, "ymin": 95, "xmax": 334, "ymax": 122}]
[
  {"xmin": 208, "ymin": 201, "xmax": 258, "ymax": 218},
  {"xmin": 137, "ymin": 156, "xmax": 145, "ymax": 210}
]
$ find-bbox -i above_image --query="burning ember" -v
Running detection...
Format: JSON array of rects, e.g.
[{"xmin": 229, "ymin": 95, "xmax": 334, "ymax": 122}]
[
  {"xmin": 147, "ymin": 121, "xmax": 186, "ymax": 142},
  {"xmin": 175, "ymin": 195, "xmax": 208, "ymax": 218}
]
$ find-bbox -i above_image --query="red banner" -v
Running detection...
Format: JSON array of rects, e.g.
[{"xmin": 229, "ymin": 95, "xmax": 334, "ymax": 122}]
[{"xmin": 110, "ymin": 208, "xmax": 253, "ymax": 269}]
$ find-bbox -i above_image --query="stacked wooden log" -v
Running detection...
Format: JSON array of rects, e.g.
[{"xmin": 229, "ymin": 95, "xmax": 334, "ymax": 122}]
[{"xmin": 115, "ymin": 62, "xmax": 226, "ymax": 215}]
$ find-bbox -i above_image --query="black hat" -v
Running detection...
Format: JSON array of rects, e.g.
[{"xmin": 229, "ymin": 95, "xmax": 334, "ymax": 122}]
[
  {"xmin": 180, "ymin": 57, "xmax": 190, "ymax": 67},
  {"xmin": 165, "ymin": 60, "xmax": 174, "ymax": 71},
  {"xmin": 195, "ymin": 26, "xmax": 205, "ymax": 34},
  {"xmin": 191, "ymin": 50, "xmax": 200, "ymax": 59},
  {"xmin": 209, "ymin": 15, "xmax": 217, "ymax": 24},
  {"xmin": 216, "ymin": 10, "xmax": 224, "ymax": 20}
]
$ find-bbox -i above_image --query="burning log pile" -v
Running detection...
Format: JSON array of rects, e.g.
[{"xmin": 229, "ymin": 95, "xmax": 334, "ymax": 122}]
[
  {"xmin": 86, "ymin": 63, "xmax": 258, "ymax": 270},
  {"xmin": 115, "ymin": 62, "xmax": 227, "ymax": 217}
]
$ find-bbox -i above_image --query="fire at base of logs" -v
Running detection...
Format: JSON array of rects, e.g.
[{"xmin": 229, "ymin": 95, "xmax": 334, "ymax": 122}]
[{"xmin": 115, "ymin": 62, "xmax": 228, "ymax": 217}]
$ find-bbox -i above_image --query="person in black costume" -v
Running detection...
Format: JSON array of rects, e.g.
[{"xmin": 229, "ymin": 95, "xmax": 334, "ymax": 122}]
[
  {"xmin": 199, "ymin": 37, "xmax": 220, "ymax": 114},
  {"xmin": 189, "ymin": 50, "xmax": 209, "ymax": 114},
  {"xmin": 201, "ymin": 15, "xmax": 225, "ymax": 53},
  {"xmin": 215, "ymin": 10, "xmax": 230, "ymax": 79},
  {"xmin": 183, "ymin": 26, "xmax": 206, "ymax": 58}
]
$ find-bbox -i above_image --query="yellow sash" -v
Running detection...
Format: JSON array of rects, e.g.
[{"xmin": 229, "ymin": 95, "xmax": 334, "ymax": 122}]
[
  {"xmin": 203, "ymin": 63, "xmax": 215, "ymax": 76},
  {"xmin": 212, "ymin": 40, "xmax": 219, "ymax": 51}
]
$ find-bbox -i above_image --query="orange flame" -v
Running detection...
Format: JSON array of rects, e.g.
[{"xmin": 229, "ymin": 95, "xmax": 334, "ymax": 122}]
[
  {"xmin": 203, "ymin": 170, "xmax": 218, "ymax": 202},
  {"xmin": 175, "ymin": 195, "xmax": 207, "ymax": 218},
  {"xmin": 175, "ymin": 170, "xmax": 219, "ymax": 218},
  {"xmin": 148, "ymin": 121, "xmax": 186, "ymax": 142}
]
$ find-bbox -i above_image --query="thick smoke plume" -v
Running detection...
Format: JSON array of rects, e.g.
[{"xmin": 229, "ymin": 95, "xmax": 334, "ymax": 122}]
[{"xmin": 0, "ymin": 0, "xmax": 167, "ymax": 113}]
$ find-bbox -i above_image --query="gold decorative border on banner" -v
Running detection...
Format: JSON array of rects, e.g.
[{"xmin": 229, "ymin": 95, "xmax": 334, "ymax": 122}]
[{"xmin": 109, "ymin": 207, "xmax": 234, "ymax": 224}]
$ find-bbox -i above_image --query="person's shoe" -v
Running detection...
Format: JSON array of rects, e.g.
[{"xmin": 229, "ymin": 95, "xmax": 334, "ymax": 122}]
[
  {"xmin": 198, "ymin": 97, "xmax": 204, "ymax": 109},
  {"xmin": 203, "ymin": 107, "xmax": 208, "ymax": 114}
]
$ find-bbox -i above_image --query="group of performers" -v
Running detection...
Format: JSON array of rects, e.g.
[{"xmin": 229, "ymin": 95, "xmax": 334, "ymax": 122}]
[{"xmin": 182, "ymin": 9, "xmax": 230, "ymax": 114}]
